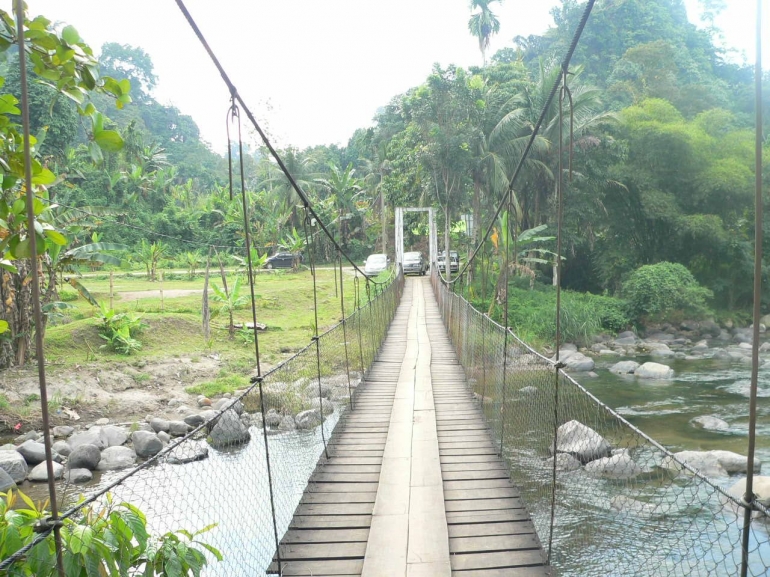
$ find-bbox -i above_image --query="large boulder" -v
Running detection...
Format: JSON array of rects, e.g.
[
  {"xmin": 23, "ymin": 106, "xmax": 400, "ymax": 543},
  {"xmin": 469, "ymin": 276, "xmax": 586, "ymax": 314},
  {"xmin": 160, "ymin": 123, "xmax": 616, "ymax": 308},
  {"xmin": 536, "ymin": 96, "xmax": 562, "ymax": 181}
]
[
  {"xmin": 52, "ymin": 426, "xmax": 74, "ymax": 438},
  {"xmin": 609, "ymin": 361, "xmax": 640, "ymax": 375},
  {"xmin": 183, "ymin": 414, "xmax": 206, "ymax": 428},
  {"xmin": 584, "ymin": 453, "xmax": 643, "ymax": 479},
  {"xmin": 555, "ymin": 420, "xmax": 611, "ymax": 463},
  {"xmin": 149, "ymin": 418, "xmax": 170, "ymax": 433},
  {"xmin": 167, "ymin": 421, "xmax": 190, "ymax": 437},
  {"xmin": 96, "ymin": 446, "xmax": 137, "ymax": 471},
  {"xmin": 0, "ymin": 451, "xmax": 28, "ymax": 483},
  {"xmin": 16, "ymin": 440, "xmax": 47, "ymax": 465},
  {"xmin": 52, "ymin": 440, "xmax": 72, "ymax": 457},
  {"xmin": 264, "ymin": 409, "xmax": 281, "ymax": 428},
  {"xmin": 662, "ymin": 450, "xmax": 760, "ymax": 477},
  {"xmin": 310, "ymin": 398, "xmax": 334, "ymax": 416},
  {"xmin": 68, "ymin": 429, "xmax": 106, "ymax": 451},
  {"xmin": 167, "ymin": 442, "xmax": 209, "ymax": 465},
  {"xmin": 28, "ymin": 462, "xmax": 64, "ymax": 482},
  {"xmin": 563, "ymin": 353, "xmax": 595, "ymax": 373},
  {"xmin": 727, "ymin": 476, "xmax": 770, "ymax": 515},
  {"xmin": 213, "ymin": 398, "xmax": 244, "ymax": 415},
  {"xmin": 278, "ymin": 415, "xmax": 297, "ymax": 432},
  {"xmin": 64, "ymin": 468, "xmax": 92, "ymax": 484},
  {"xmin": 635, "ymin": 362, "xmax": 674, "ymax": 379},
  {"xmin": 0, "ymin": 468, "xmax": 16, "ymax": 491},
  {"xmin": 99, "ymin": 426, "xmax": 128, "ymax": 448},
  {"xmin": 295, "ymin": 409, "xmax": 323, "ymax": 430},
  {"xmin": 544, "ymin": 453, "xmax": 582, "ymax": 472},
  {"xmin": 690, "ymin": 416, "xmax": 729, "ymax": 432},
  {"xmin": 68, "ymin": 444, "xmax": 102, "ymax": 471},
  {"xmin": 209, "ymin": 411, "xmax": 251, "ymax": 448},
  {"xmin": 131, "ymin": 431, "xmax": 163, "ymax": 458}
]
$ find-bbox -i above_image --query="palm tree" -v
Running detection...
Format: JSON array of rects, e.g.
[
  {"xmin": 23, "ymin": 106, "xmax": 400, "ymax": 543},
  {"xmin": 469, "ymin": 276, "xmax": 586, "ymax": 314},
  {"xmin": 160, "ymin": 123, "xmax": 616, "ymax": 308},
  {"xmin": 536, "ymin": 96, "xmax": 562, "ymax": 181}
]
[
  {"xmin": 468, "ymin": 0, "xmax": 502, "ymax": 67},
  {"xmin": 211, "ymin": 276, "xmax": 249, "ymax": 338},
  {"xmin": 315, "ymin": 163, "xmax": 365, "ymax": 248}
]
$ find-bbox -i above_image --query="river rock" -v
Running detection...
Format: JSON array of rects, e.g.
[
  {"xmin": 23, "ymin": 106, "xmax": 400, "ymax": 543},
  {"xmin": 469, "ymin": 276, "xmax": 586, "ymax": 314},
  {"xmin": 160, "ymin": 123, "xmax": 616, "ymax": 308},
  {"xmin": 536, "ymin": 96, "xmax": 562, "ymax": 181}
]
[
  {"xmin": 28, "ymin": 462, "xmax": 64, "ymax": 482},
  {"xmin": 635, "ymin": 362, "xmax": 674, "ymax": 379},
  {"xmin": 213, "ymin": 398, "xmax": 244, "ymax": 415},
  {"xmin": 712, "ymin": 348, "xmax": 731, "ymax": 360},
  {"xmin": 16, "ymin": 440, "xmax": 47, "ymax": 465},
  {"xmin": 691, "ymin": 340, "xmax": 709, "ymax": 352},
  {"xmin": 585, "ymin": 454, "xmax": 643, "ymax": 479},
  {"xmin": 0, "ymin": 468, "xmax": 16, "ymax": 491},
  {"xmin": 265, "ymin": 409, "xmax": 281, "ymax": 428},
  {"xmin": 157, "ymin": 431, "xmax": 171, "ymax": 444},
  {"xmin": 52, "ymin": 426, "xmax": 74, "ymax": 438},
  {"xmin": 168, "ymin": 421, "xmax": 190, "ymax": 437},
  {"xmin": 727, "ymin": 476, "xmax": 770, "ymax": 512},
  {"xmin": 197, "ymin": 396, "xmax": 212, "ymax": 407},
  {"xmin": 183, "ymin": 414, "xmax": 206, "ymax": 428},
  {"xmin": 0, "ymin": 451, "xmax": 27, "ymax": 483},
  {"xmin": 310, "ymin": 398, "xmax": 334, "ymax": 415},
  {"xmin": 168, "ymin": 442, "xmax": 209, "ymax": 464},
  {"xmin": 650, "ymin": 348, "xmax": 676, "ymax": 359},
  {"xmin": 132, "ymin": 431, "xmax": 163, "ymax": 458},
  {"xmin": 198, "ymin": 410, "xmax": 217, "ymax": 423},
  {"xmin": 68, "ymin": 429, "xmax": 106, "ymax": 451},
  {"xmin": 97, "ymin": 446, "xmax": 137, "ymax": 471},
  {"xmin": 95, "ymin": 418, "xmax": 110, "ymax": 426},
  {"xmin": 52, "ymin": 440, "xmax": 71, "ymax": 457},
  {"xmin": 690, "ymin": 415, "xmax": 729, "ymax": 432},
  {"xmin": 609, "ymin": 361, "xmax": 639, "ymax": 375},
  {"xmin": 709, "ymin": 450, "xmax": 761, "ymax": 474},
  {"xmin": 209, "ymin": 410, "xmax": 251, "ymax": 448},
  {"xmin": 296, "ymin": 409, "xmax": 323, "ymax": 430},
  {"xmin": 100, "ymin": 425, "xmax": 128, "ymax": 448},
  {"xmin": 599, "ymin": 349, "xmax": 620, "ymax": 356},
  {"xmin": 64, "ymin": 468, "xmax": 92, "ymax": 484},
  {"xmin": 278, "ymin": 415, "xmax": 297, "ymax": 431},
  {"xmin": 149, "ymin": 418, "xmax": 170, "ymax": 433},
  {"xmin": 67, "ymin": 444, "xmax": 101, "ymax": 471},
  {"xmin": 555, "ymin": 420, "xmax": 611, "ymax": 463},
  {"xmin": 662, "ymin": 450, "xmax": 760, "ymax": 477},
  {"xmin": 563, "ymin": 353, "xmax": 595, "ymax": 372},
  {"xmin": 545, "ymin": 453, "xmax": 582, "ymax": 471}
]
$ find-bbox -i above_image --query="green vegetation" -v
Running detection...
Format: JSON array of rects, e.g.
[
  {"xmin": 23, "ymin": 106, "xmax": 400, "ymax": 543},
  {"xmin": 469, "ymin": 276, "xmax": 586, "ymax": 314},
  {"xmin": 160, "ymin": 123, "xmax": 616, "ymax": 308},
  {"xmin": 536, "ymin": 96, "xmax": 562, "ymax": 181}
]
[
  {"xmin": 622, "ymin": 262, "xmax": 713, "ymax": 322},
  {"xmin": 185, "ymin": 374, "xmax": 248, "ymax": 397},
  {"xmin": 96, "ymin": 305, "xmax": 146, "ymax": 354},
  {"xmin": 0, "ymin": 489, "xmax": 221, "ymax": 576}
]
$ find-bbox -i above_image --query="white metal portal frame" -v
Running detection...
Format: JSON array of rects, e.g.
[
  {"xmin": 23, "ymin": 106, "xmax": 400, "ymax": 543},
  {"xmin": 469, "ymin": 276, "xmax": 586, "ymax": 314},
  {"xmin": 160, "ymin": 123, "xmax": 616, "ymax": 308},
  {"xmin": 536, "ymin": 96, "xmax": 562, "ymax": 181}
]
[{"xmin": 394, "ymin": 207, "xmax": 438, "ymax": 269}]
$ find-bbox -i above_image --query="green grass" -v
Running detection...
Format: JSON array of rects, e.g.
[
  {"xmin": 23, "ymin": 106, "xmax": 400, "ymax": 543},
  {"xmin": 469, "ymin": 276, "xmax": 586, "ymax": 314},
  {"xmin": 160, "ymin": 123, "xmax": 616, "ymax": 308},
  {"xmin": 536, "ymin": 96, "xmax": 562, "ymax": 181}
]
[{"xmin": 185, "ymin": 374, "xmax": 248, "ymax": 397}]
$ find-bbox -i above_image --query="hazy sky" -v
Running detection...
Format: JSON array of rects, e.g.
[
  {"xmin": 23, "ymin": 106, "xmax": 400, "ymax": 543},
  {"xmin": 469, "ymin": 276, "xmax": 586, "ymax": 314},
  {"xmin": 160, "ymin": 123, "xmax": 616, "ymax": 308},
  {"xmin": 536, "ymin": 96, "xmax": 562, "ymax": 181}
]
[{"xmin": 8, "ymin": 1, "xmax": 767, "ymax": 152}]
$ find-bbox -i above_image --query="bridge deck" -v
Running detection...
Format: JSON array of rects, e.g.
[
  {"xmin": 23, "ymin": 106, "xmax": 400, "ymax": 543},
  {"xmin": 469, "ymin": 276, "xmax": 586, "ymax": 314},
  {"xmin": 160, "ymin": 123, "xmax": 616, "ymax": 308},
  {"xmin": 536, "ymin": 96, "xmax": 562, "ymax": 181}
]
[{"xmin": 268, "ymin": 277, "xmax": 549, "ymax": 576}]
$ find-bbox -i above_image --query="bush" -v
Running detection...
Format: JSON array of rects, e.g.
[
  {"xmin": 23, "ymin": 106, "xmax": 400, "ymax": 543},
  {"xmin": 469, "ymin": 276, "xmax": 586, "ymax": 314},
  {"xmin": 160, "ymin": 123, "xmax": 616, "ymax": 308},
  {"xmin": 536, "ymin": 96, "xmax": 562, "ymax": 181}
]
[
  {"xmin": 58, "ymin": 288, "xmax": 79, "ymax": 302},
  {"xmin": 623, "ymin": 262, "xmax": 712, "ymax": 321},
  {"xmin": 96, "ymin": 304, "xmax": 147, "ymax": 355}
]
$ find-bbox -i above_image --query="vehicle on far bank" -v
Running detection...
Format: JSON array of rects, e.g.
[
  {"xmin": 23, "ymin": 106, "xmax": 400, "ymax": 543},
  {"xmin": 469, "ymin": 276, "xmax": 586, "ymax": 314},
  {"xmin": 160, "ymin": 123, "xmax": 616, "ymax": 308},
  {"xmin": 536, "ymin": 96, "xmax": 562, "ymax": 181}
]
[
  {"xmin": 265, "ymin": 252, "xmax": 302, "ymax": 269},
  {"xmin": 402, "ymin": 251, "xmax": 428, "ymax": 276},
  {"xmin": 363, "ymin": 253, "xmax": 390, "ymax": 277},
  {"xmin": 437, "ymin": 251, "xmax": 459, "ymax": 273}
]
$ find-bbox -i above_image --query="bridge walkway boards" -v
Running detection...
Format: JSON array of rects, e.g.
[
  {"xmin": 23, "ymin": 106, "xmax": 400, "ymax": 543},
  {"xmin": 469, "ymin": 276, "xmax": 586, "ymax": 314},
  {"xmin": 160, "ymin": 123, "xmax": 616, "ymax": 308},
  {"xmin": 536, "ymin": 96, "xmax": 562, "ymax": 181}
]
[{"xmin": 268, "ymin": 277, "xmax": 548, "ymax": 577}]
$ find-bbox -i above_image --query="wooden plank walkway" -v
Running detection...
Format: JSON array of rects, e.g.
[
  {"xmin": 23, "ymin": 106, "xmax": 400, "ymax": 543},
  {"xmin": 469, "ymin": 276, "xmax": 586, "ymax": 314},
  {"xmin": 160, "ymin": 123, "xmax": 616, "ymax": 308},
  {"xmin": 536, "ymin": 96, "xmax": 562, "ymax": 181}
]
[{"xmin": 268, "ymin": 277, "xmax": 548, "ymax": 577}]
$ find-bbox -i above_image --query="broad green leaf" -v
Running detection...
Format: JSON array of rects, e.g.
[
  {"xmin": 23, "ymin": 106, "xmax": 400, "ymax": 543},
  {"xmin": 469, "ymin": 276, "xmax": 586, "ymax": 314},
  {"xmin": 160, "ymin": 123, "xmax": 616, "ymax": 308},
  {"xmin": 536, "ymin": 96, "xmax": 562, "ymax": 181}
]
[
  {"xmin": 88, "ymin": 141, "xmax": 103, "ymax": 164},
  {"xmin": 61, "ymin": 25, "xmax": 80, "ymax": 45},
  {"xmin": 0, "ymin": 94, "xmax": 20, "ymax": 115},
  {"xmin": 14, "ymin": 238, "xmax": 30, "ymax": 259},
  {"xmin": 32, "ymin": 168, "xmax": 56, "ymax": 185},
  {"xmin": 11, "ymin": 199, "xmax": 25, "ymax": 215},
  {"xmin": 0, "ymin": 260, "xmax": 18, "ymax": 273},
  {"xmin": 118, "ymin": 79, "xmax": 131, "ymax": 95},
  {"xmin": 0, "ymin": 320, "xmax": 8, "ymax": 334},
  {"xmin": 94, "ymin": 130, "xmax": 124, "ymax": 152},
  {"xmin": 44, "ymin": 229, "xmax": 67, "ymax": 246}
]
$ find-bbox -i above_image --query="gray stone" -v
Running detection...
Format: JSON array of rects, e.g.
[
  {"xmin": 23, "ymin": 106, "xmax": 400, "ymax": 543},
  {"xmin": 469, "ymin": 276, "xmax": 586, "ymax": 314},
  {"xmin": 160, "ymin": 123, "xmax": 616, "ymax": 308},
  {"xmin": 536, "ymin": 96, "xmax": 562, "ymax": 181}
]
[
  {"xmin": 563, "ymin": 352, "xmax": 595, "ymax": 372},
  {"xmin": 662, "ymin": 450, "xmax": 760, "ymax": 477},
  {"xmin": 157, "ymin": 431, "xmax": 171, "ymax": 444},
  {"xmin": 52, "ymin": 426, "xmax": 74, "ymax": 438},
  {"xmin": 617, "ymin": 331, "xmax": 637, "ymax": 340},
  {"xmin": 635, "ymin": 362, "xmax": 674, "ymax": 379},
  {"xmin": 149, "ymin": 418, "xmax": 170, "ymax": 433},
  {"xmin": 183, "ymin": 414, "xmax": 206, "ymax": 428},
  {"xmin": 692, "ymin": 340, "xmax": 709, "ymax": 352},
  {"xmin": 64, "ymin": 468, "xmax": 92, "ymax": 484},
  {"xmin": 610, "ymin": 496, "xmax": 656, "ymax": 515},
  {"xmin": 609, "ymin": 361, "xmax": 639, "ymax": 375},
  {"xmin": 95, "ymin": 417, "xmax": 110, "ymax": 426},
  {"xmin": 760, "ymin": 342, "xmax": 770, "ymax": 353},
  {"xmin": 647, "ymin": 332, "xmax": 675, "ymax": 342},
  {"xmin": 690, "ymin": 416, "xmax": 729, "ymax": 432},
  {"xmin": 295, "ymin": 409, "xmax": 323, "ymax": 430},
  {"xmin": 728, "ymin": 477, "xmax": 770, "ymax": 516},
  {"xmin": 131, "ymin": 431, "xmax": 163, "ymax": 458},
  {"xmin": 265, "ymin": 409, "xmax": 281, "ymax": 428},
  {"xmin": 545, "ymin": 453, "xmax": 581, "ymax": 472},
  {"xmin": 712, "ymin": 348, "xmax": 732, "ymax": 360},
  {"xmin": 599, "ymin": 349, "xmax": 620, "ymax": 356},
  {"xmin": 68, "ymin": 444, "xmax": 102, "ymax": 471},
  {"xmin": 0, "ymin": 468, "xmax": 16, "ymax": 491},
  {"xmin": 585, "ymin": 454, "xmax": 643, "ymax": 479},
  {"xmin": 168, "ymin": 421, "xmax": 190, "ymax": 437},
  {"xmin": 680, "ymin": 320, "xmax": 700, "ymax": 332},
  {"xmin": 68, "ymin": 429, "xmax": 106, "ymax": 451},
  {"xmin": 555, "ymin": 420, "xmax": 611, "ymax": 463},
  {"xmin": 650, "ymin": 348, "xmax": 676, "ymax": 358},
  {"xmin": 167, "ymin": 398, "xmax": 185, "ymax": 408},
  {"xmin": 52, "ymin": 440, "xmax": 71, "ymax": 457},
  {"xmin": 197, "ymin": 396, "xmax": 212, "ymax": 407},
  {"xmin": 213, "ymin": 398, "xmax": 244, "ymax": 415},
  {"xmin": 613, "ymin": 336, "xmax": 637, "ymax": 346},
  {"xmin": 99, "ymin": 425, "xmax": 128, "ymax": 448},
  {"xmin": 209, "ymin": 411, "xmax": 251, "ymax": 448},
  {"xmin": 643, "ymin": 342, "xmax": 671, "ymax": 352},
  {"xmin": 28, "ymin": 462, "xmax": 64, "ymax": 482},
  {"xmin": 174, "ymin": 405, "xmax": 195, "ymax": 416},
  {"xmin": 278, "ymin": 415, "xmax": 297, "ymax": 431},
  {"xmin": 167, "ymin": 442, "xmax": 209, "ymax": 464},
  {"xmin": 16, "ymin": 440, "xmax": 47, "ymax": 465},
  {"xmin": 0, "ymin": 451, "xmax": 28, "ymax": 483},
  {"xmin": 310, "ymin": 398, "xmax": 335, "ymax": 416},
  {"xmin": 198, "ymin": 410, "xmax": 217, "ymax": 423},
  {"xmin": 519, "ymin": 386, "xmax": 538, "ymax": 395},
  {"xmin": 96, "ymin": 446, "xmax": 137, "ymax": 471}
]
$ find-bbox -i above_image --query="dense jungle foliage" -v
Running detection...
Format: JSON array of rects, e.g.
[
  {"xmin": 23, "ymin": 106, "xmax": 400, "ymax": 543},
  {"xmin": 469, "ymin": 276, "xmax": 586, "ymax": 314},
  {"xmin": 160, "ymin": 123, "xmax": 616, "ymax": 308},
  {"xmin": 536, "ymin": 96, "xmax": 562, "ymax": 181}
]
[{"xmin": 1, "ymin": 0, "xmax": 769, "ymax": 365}]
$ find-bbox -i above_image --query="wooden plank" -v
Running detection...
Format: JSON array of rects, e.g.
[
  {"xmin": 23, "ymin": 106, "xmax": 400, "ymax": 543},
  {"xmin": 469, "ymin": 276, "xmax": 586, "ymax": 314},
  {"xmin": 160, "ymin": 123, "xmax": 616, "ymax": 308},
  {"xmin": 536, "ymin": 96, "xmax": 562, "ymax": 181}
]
[
  {"xmin": 442, "ymin": 470, "xmax": 510, "ymax": 481},
  {"xmin": 290, "ymin": 515, "xmax": 371, "ymax": 529},
  {"xmin": 449, "ymin": 534, "xmax": 541, "ymax": 554},
  {"xmin": 277, "ymin": 542, "xmax": 367, "ymax": 559},
  {"xmin": 267, "ymin": 559, "xmax": 364, "ymax": 575},
  {"xmin": 448, "ymin": 521, "xmax": 538, "ymax": 539},
  {"xmin": 317, "ymin": 465, "xmax": 381, "ymax": 474},
  {"xmin": 445, "ymin": 498, "xmax": 523, "ymax": 512},
  {"xmin": 280, "ymin": 528, "xmax": 369, "ymax": 544},
  {"xmin": 446, "ymin": 509, "xmax": 530, "ymax": 524},
  {"xmin": 450, "ymin": 550, "xmax": 546, "ymax": 571},
  {"xmin": 451, "ymin": 567, "xmax": 552, "ymax": 577},
  {"xmin": 306, "ymin": 482, "xmax": 378, "ymax": 493},
  {"xmin": 310, "ymin": 473, "xmax": 379, "ymax": 483},
  {"xmin": 441, "ymin": 462, "xmax": 507, "ymax": 472},
  {"xmin": 444, "ymin": 479, "xmax": 513, "ymax": 490},
  {"xmin": 301, "ymin": 492, "xmax": 377, "ymax": 504},
  {"xmin": 294, "ymin": 503, "xmax": 373, "ymax": 516},
  {"xmin": 444, "ymin": 487, "xmax": 519, "ymax": 501}
]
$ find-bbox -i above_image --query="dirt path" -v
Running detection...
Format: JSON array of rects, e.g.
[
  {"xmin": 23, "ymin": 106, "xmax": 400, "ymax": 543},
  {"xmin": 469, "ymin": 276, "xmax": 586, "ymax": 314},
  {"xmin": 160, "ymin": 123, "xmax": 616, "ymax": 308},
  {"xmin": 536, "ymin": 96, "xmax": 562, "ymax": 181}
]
[{"xmin": 118, "ymin": 289, "xmax": 205, "ymax": 301}]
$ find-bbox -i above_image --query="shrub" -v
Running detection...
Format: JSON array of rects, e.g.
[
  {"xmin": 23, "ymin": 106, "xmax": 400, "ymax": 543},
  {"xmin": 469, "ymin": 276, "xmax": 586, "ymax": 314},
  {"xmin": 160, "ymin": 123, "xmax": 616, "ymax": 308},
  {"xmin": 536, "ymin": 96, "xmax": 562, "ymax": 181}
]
[
  {"xmin": 623, "ymin": 262, "xmax": 712, "ymax": 321},
  {"xmin": 96, "ymin": 304, "xmax": 147, "ymax": 355},
  {"xmin": 58, "ymin": 288, "xmax": 79, "ymax": 302}
]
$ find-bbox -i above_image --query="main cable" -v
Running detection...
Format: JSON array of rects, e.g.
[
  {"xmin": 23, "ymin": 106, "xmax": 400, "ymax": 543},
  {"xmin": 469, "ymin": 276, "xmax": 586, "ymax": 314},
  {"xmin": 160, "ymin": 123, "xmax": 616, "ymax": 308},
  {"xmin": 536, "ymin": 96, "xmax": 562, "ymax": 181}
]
[{"xmin": 173, "ymin": 0, "xmax": 389, "ymax": 285}]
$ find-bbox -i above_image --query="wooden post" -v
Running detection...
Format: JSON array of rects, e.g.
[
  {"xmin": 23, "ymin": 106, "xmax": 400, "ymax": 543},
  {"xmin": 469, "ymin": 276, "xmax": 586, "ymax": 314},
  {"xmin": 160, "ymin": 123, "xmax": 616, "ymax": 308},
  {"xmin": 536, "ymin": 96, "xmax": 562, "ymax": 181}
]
[
  {"xmin": 203, "ymin": 247, "xmax": 211, "ymax": 341},
  {"xmin": 109, "ymin": 271, "xmax": 114, "ymax": 310},
  {"xmin": 159, "ymin": 271, "xmax": 164, "ymax": 313}
]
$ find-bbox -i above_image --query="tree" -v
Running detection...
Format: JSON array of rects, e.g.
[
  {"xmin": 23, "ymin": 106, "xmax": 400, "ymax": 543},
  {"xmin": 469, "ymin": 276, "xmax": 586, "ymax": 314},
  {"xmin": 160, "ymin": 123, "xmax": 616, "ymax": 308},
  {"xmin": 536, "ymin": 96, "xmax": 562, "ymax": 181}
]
[
  {"xmin": 99, "ymin": 43, "xmax": 157, "ymax": 102},
  {"xmin": 468, "ymin": 0, "xmax": 503, "ymax": 67},
  {"xmin": 211, "ymin": 276, "xmax": 248, "ymax": 338},
  {"xmin": 136, "ymin": 240, "xmax": 167, "ymax": 281}
]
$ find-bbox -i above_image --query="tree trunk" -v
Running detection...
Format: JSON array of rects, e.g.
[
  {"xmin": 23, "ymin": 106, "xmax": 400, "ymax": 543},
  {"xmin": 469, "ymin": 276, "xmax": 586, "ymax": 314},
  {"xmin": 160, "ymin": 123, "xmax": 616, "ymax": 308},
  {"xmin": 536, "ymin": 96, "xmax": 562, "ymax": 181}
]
[
  {"xmin": 381, "ymin": 191, "xmax": 387, "ymax": 255},
  {"xmin": 445, "ymin": 204, "xmax": 452, "ymax": 283},
  {"xmin": 472, "ymin": 179, "xmax": 481, "ymax": 279}
]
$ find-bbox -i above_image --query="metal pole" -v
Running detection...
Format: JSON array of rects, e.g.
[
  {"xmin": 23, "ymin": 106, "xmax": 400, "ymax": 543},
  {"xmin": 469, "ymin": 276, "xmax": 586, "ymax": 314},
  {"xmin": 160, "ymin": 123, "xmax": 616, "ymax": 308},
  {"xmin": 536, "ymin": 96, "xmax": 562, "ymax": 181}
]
[
  {"xmin": 15, "ymin": 5, "xmax": 65, "ymax": 575},
  {"xmin": 741, "ymin": 2, "xmax": 763, "ymax": 574}
]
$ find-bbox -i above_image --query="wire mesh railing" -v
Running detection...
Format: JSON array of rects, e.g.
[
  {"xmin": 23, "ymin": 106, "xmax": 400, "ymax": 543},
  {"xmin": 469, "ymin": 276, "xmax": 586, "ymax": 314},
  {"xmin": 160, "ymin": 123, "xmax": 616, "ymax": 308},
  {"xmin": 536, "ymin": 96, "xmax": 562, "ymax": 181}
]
[
  {"xmin": 433, "ymin": 274, "xmax": 770, "ymax": 577},
  {"xmin": 0, "ymin": 269, "xmax": 403, "ymax": 577}
]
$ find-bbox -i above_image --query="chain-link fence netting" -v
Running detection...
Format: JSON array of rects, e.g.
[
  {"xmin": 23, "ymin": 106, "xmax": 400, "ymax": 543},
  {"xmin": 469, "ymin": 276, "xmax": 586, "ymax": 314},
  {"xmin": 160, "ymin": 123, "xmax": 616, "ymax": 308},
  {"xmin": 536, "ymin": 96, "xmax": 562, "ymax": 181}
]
[
  {"xmin": 0, "ymin": 270, "xmax": 403, "ymax": 577},
  {"xmin": 433, "ymin": 275, "xmax": 770, "ymax": 577}
]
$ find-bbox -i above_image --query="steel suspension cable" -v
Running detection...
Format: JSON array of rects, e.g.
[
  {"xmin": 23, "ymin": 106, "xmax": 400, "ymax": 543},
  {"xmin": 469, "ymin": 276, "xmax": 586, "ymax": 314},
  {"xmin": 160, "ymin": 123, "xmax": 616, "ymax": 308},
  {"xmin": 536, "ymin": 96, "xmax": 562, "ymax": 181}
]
[
  {"xmin": 173, "ymin": 0, "xmax": 388, "ymax": 285},
  {"xmin": 499, "ymin": 189, "xmax": 513, "ymax": 457},
  {"xmin": 439, "ymin": 0, "xmax": 596, "ymax": 288},
  {"xmin": 741, "ymin": 1, "xmax": 764, "ymax": 574},
  {"xmin": 15, "ymin": 5, "xmax": 65, "ymax": 575},
  {"xmin": 338, "ymin": 252, "xmax": 354, "ymax": 411}
]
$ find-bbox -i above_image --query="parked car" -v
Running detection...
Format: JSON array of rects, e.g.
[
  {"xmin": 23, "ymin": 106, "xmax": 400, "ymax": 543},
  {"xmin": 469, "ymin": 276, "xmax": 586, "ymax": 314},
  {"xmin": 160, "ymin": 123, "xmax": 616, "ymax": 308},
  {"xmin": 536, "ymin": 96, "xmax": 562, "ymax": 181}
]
[
  {"xmin": 437, "ymin": 251, "xmax": 459, "ymax": 273},
  {"xmin": 364, "ymin": 253, "xmax": 390, "ymax": 277},
  {"xmin": 265, "ymin": 252, "xmax": 301, "ymax": 269},
  {"xmin": 402, "ymin": 251, "xmax": 427, "ymax": 276}
]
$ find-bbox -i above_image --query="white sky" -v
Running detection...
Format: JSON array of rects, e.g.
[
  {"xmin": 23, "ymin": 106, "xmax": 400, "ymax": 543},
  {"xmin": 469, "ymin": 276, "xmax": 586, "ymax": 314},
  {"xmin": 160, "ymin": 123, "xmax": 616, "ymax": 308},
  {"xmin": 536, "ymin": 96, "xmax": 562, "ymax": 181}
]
[{"xmin": 8, "ymin": 1, "xmax": 768, "ymax": 152}]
